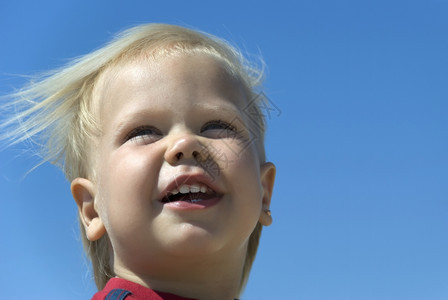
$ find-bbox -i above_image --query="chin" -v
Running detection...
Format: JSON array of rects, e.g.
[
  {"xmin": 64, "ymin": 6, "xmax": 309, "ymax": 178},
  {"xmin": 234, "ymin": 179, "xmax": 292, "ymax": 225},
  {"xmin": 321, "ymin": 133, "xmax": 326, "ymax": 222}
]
[{"xmin": 163, "ymin": 223, "xmax": 227, "ymax": 256}]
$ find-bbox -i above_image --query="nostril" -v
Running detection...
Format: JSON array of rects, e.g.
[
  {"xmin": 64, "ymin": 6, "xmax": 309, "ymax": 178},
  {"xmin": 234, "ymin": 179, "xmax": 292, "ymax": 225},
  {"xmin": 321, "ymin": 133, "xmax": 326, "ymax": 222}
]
[
  {"xmin": 192, "ymin": 151, "xmax": 200, "ymax": 159},
  {"xmin": 175, "ymin": 152, "xmax": 183, "ymax": 160}
]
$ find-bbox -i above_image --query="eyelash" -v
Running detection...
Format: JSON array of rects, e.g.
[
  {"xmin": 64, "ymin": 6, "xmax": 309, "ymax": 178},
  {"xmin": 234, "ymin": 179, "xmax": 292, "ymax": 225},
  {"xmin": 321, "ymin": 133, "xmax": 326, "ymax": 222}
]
[
  {"xmin": 201, "ymin": 120, "xmax": 238, "ymax": 133},
  {"xmin": 124, "ymin": 120, "xmax": 238, "ymax": 144},
  {"xmin": 124, "ymin": 126, "xmax": 162, "ymax": 143}
]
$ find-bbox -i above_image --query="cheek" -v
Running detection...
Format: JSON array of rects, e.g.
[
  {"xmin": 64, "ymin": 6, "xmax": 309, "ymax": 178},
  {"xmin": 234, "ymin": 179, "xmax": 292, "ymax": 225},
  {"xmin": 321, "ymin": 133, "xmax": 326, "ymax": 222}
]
[
  {"xmin": 225, "ymin": 143, "xmax": 264, "ymax": 207},
  {"xmin": 223, "ymin": 150, "xmax": 264, "ymax": 244},
  {"xmin": 96, "ymin": 148, "xmax": 161, "ymax": 233}
]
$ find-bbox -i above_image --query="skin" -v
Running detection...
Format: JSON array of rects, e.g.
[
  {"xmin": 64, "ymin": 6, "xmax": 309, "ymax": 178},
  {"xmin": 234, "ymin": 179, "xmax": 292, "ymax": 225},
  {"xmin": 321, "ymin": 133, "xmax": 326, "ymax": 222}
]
[{"xmin": 71, "ymin": 53, "xmax": 276, "ymax": 299}]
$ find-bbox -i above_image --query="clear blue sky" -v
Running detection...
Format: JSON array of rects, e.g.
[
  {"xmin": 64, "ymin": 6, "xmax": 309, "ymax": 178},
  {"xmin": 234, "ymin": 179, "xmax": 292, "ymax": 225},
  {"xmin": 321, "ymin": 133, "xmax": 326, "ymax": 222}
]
[{"xmin": 1, "ymin": 1, "xmax": 447, "ymax": 299}]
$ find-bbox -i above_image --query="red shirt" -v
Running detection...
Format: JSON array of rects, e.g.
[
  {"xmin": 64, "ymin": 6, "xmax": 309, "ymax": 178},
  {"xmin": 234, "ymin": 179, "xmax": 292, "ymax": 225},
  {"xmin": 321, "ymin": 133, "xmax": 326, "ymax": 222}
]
[{"xmin": 91, "ymin": 277, "xmax": 197, "ymax": 300}]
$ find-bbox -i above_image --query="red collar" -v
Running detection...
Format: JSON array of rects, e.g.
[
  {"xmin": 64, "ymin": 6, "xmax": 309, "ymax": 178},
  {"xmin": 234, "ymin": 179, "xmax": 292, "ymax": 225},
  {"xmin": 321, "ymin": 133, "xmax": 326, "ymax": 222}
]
[{"xmin": 91, "ymin": 277, "xmax": 197, "ymax": 300}]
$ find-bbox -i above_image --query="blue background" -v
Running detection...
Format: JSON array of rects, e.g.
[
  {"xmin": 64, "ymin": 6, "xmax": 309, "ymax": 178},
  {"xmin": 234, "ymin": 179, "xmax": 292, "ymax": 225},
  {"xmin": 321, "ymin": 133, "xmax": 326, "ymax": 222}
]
[{"xmin": 1, "ymin": 1, "xmax": 447, "ymax": 299}]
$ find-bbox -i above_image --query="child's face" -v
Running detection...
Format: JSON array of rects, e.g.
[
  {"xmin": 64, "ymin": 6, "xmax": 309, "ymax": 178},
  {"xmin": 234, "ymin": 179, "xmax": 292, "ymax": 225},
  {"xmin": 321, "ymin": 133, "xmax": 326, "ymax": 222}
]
[{"xmin": 73, "ymin": 53, "xmax": 275, "ymax": 276}]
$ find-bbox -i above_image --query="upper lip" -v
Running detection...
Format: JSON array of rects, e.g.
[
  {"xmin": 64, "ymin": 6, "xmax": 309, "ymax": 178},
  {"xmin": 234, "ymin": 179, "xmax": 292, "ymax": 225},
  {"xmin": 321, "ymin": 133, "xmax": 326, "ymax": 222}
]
[{"xmin": 159, "ymin": 173, "xmax": 223, "ymax": 202}]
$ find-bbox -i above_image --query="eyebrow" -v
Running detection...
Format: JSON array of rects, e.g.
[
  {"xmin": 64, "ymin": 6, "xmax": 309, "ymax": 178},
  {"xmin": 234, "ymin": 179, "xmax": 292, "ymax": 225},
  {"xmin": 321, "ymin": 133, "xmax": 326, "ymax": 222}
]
[
  {"xmin": 112, "ymin": 101, "xmax": 244, "ymax": 134},
  {"xmin": 112, "ymin": 110, "xmax": 157, "ymax": 139}
]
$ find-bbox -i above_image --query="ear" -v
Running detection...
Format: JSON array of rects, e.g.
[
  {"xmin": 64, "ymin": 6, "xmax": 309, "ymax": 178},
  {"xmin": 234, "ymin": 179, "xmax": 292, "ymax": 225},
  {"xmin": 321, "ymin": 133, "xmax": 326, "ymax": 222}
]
[
  {"xmin": 71, "ymin": 178, "xmax": 106, "ymax": 241},
  {"xmin": 258, "ymin": 162, "xmax": 276, "ymax": 226}
]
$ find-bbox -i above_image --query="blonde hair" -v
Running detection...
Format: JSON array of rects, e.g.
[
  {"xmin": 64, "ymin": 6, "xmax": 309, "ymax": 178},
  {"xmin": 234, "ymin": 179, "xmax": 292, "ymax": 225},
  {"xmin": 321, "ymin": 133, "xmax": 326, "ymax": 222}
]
[{"xmin": 0, "ymin": 23, "xmax": 268, "ymax": 295}]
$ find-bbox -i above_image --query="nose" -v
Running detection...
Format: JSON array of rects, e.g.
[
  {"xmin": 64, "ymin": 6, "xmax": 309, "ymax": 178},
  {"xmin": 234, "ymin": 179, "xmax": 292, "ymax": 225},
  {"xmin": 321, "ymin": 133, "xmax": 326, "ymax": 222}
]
[{"xmin": 164, "ymin": 134, "xmax": 203, "ymax": 165}]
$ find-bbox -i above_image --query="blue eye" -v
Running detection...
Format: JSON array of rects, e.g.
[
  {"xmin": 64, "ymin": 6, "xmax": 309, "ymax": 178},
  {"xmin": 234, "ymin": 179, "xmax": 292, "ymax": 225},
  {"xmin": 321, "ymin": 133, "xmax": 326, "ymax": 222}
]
[
  {"xmin": 201, "ymin": 120, "xmax": 240, "ymax": 140},
  {"xmin": 201, "ymin": 120, "xmax": 237, "ymax": 133},
  {"xmin": 125, "ymin": 126, "xmax": 162, "ymax": 144}
]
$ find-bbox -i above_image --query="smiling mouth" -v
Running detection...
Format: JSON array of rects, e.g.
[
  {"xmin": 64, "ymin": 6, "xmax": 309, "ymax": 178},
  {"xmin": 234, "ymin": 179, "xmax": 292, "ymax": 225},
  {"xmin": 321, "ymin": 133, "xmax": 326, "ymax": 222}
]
[{"xmin": 161, "ymin": 183, "xmax": 221, "ymax": 204}]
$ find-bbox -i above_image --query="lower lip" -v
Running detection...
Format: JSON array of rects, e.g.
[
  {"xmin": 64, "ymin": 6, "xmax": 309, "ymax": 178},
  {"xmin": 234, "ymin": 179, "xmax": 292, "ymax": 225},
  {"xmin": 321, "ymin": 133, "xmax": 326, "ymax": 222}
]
[{"xmin": 162, "ymin": 196, "xmax": 222, "ymax": 210}]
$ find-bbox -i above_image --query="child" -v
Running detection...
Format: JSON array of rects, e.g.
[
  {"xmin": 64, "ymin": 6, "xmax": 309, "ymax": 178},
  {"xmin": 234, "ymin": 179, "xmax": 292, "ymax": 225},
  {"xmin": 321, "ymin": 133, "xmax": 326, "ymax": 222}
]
[{"xmin": 1, "ymin": 24, "xmax": 275, "ymax": 300}]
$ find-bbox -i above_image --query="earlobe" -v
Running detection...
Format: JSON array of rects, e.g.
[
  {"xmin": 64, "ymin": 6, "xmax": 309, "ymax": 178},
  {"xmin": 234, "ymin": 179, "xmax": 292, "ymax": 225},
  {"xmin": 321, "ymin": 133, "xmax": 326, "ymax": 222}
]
[
  {"xmin": 71, "ymin": 178, "xmax": 106, "ymax": 241},
  {"xmin": 259, "ymin": 162, "xmax": 276, "ymax": 226}
]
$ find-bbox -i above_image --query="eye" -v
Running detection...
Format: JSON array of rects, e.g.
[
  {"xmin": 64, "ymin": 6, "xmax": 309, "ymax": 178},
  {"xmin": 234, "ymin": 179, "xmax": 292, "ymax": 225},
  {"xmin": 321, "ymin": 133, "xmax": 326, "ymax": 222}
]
[
  {"xmin": 124, "ymin": 126, "xmax": 162, "ymax": 144},
  {"xmin": 201, "ymin": 120, "xmax": 237, "ymax": 133},
  {"xmin": 201, "ymin": 120, "xmax": 240, "ymax": 139}
]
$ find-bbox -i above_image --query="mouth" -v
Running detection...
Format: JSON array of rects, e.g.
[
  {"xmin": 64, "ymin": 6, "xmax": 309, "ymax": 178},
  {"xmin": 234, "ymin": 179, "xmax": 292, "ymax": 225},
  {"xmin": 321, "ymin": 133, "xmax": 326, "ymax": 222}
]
[
  {"xmin": 159, "ymin": 174, "xmax": 223, "ymax": 208},
  {"xmin": 161, "ymin": 183, "xmax": 219, "ymax": 203}
]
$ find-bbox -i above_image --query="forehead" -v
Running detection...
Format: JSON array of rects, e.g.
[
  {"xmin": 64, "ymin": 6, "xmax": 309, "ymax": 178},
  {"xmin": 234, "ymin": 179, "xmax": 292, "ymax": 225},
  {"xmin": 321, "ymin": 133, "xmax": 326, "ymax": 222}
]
[{"xmin": 92, "ymin": 53, "xmax": 249, "ymax": 120}]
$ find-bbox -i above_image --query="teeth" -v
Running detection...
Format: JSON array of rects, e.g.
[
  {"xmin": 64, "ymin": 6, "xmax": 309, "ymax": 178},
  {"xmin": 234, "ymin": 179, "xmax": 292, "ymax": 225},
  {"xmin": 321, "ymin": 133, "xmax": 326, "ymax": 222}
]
[
  {"xmin": 179, "ymin": 185, "xmax": 190, "ymax": 194},
  {"xmin": 170, "ymin": 184, "xmax": 209, "ymax": 195},
  {"xmin": 190, "ymin": 184, "xmax": 200, "ymax": 193}
]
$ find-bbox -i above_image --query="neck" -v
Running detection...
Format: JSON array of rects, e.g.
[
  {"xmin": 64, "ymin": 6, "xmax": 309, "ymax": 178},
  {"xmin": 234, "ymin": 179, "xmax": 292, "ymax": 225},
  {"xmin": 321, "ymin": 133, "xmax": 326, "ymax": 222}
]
[{"xmin": 115, "ymin": 248, "xmax": 246, "ymax": 300}]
